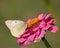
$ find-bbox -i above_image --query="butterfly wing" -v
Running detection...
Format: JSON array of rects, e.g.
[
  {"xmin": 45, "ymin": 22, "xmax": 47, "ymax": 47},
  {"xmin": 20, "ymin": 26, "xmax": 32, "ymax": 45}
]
[{"xmin": 5, "ymin": 20, "xmax": 27, "ymax": 37}]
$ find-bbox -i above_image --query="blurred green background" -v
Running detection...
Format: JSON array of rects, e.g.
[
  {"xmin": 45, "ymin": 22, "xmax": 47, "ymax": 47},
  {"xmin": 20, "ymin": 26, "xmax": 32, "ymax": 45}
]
[{"xmin": 0, "ymin": 0, "xmax": 60, "ymax": 48}]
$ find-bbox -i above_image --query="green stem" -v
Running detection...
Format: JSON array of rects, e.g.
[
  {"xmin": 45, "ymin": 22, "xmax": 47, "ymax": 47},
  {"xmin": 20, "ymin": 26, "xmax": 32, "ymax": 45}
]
[{"xmin": 42, "ymin": 37, "xmax": 52, "ymax": 48}]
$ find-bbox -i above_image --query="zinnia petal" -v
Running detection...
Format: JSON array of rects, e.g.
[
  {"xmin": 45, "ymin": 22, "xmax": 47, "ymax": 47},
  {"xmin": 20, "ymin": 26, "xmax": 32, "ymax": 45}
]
[
  {"xmin": 26, "ymin": 19, "xmax": 31, "ymax": 23},
  {"xmin": 45, "ymin": 14, "xmax": 52, "ymax": 20},
  {"xmin": 38, "ymin": 14, "xmax": 46, "ymax": 20},
  {"xmin": 27, "ymin": 34, "xmax": 35, "ymax": 41},
  {"xmin": 43, "ymin": 24, "xmax": 51, "ymax": 30},
  {"xmin": 35, "ymin": 30, "xmax": 40, "ymax": 36},
  {"xmin": 24, "ymin": 40, "xmax": 31, "ymax": 45},
  {"xmin": 47, "ymin": 19, "xmax": 56, "ymax": 24},
  {"xmin": 22, "ymin": 33, "xmax": 30, "ymax": 37},
  {"xmin": 48, "ymin": 26, "xmax": 58, "ymax": 33},
  {"xmin": 39, "ymin": 20, "xmax": 46, "ymax": 28},
  {"xmin": 33, "ymin": 26, "xmax": 39, "ymax": 31},
  {"xmin": 39, "ymin": 29, "xmax": 46, "ymax": 39},
  {"xmin": 45, "ymin": 14, "xmax": 52, "ymax": 22},
  {"xmin": 17, "ymin": 38, "xmax": 26, "ymax": 44}
]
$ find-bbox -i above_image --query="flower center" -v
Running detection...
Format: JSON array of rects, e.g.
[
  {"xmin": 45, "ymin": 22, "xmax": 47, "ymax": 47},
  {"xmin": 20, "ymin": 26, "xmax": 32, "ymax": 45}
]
[{"xmin": 27, "ymin": 18, "xmax": 40, "ymax": 28}]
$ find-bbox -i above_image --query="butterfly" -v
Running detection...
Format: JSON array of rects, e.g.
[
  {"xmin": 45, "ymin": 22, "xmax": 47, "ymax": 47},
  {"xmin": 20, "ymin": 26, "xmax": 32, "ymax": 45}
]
[{"xmin": 5, "ymin": 20, "xmax": 27, "ymax": 37}]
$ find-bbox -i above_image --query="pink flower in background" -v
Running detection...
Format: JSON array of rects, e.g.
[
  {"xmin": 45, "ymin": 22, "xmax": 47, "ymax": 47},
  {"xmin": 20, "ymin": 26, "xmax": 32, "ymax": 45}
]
[{"xmin": 17, "ymin": 14, "xmax": 58, "ymax": 45}]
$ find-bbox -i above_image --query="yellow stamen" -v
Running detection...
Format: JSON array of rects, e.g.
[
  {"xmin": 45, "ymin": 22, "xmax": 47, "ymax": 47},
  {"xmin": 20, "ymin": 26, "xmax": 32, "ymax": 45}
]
[{"xmin": 27, "ymin": 18, "xmax": 39, "ymax": 27}]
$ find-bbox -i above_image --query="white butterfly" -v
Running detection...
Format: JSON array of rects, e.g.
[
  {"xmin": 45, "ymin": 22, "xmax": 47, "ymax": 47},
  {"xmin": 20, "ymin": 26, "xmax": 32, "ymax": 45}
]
[{"xmin": 5, "ymin": 20, "xmax": 27, "ymax": 37}]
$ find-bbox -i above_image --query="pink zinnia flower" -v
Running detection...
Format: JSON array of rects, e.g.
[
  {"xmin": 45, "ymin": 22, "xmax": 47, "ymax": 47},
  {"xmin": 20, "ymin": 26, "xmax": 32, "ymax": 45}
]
[{"xmin": 17, "ymin": 14, "xmax": 58, "ymax": 45}]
